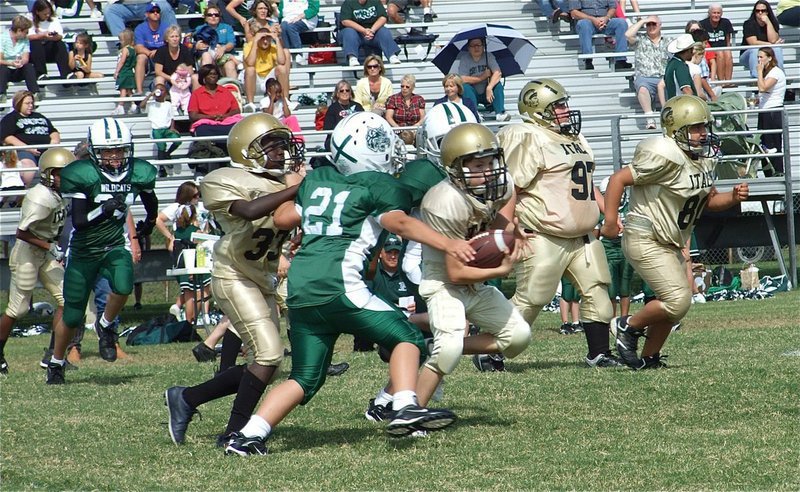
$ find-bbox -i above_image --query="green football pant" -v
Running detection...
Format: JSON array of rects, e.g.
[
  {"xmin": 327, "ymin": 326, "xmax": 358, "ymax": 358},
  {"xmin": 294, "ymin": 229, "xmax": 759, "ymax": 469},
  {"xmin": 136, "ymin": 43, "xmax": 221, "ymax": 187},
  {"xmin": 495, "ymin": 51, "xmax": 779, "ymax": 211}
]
[{"xmin": 62, "ymin": 247, "xmax": 133, "ymax": 329}]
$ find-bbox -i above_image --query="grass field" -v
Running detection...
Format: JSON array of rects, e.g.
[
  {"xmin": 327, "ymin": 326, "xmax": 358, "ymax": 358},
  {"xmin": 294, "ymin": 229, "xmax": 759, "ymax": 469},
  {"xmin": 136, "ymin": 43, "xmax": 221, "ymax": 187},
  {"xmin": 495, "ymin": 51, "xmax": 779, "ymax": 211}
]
[{"xmin": 1, "ymin": 290, "xmax": 799, "ymax": 490}]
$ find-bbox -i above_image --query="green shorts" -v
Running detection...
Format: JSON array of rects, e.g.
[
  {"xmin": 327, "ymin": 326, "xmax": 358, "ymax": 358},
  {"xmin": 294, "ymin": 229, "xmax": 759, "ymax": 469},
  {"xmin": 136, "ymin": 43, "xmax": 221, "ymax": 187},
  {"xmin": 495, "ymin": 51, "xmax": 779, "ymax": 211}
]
[
  {"xmin": 602, "ymin": 238, "xmax": 627, "ymax": 300},
  {"xmin": 62, "ymin": 246, "xmax": 133, "ymax": 329},
  {"xmin": 560, "ymin": 277, "xmax": 580, "ymax": 302},
  {"xmin": 288, "ymin": 291, "xmax": 426, "ymax": 403}
]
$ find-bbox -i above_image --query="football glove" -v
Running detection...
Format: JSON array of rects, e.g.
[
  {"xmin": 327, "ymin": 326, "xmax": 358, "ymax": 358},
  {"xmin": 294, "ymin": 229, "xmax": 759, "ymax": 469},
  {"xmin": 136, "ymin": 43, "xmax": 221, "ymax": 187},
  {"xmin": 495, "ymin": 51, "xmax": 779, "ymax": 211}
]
[
  {"xmin": 137, "ymin": 217, "xmax": 157, "ymax": 237},
  {"xmin": 47, "ymin": 243, "xmax": 64, "ymax": 262},
  {"xmin": 101, "ymin": 195, "xmax": 127, "ymax": 215}
]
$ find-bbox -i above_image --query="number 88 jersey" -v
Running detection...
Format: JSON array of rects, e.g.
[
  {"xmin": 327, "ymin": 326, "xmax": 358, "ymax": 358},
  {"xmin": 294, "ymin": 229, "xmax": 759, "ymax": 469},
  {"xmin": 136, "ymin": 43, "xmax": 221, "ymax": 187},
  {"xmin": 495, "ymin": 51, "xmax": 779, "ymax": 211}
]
[
  {"xmin": 497, "ymin": 122, "xmax": 600, "ymax": 238},
  {"xmin": 200, "ymin": 167, "xmax": 290, "ymax": 291}
]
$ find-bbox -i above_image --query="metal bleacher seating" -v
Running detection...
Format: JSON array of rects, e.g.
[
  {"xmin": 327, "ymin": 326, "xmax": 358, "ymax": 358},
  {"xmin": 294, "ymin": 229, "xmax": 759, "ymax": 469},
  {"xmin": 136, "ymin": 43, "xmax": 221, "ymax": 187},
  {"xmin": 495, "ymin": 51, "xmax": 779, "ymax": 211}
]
[{"xmin": 1, "ymin": 0, "xmax": 798, "ymax": 283}]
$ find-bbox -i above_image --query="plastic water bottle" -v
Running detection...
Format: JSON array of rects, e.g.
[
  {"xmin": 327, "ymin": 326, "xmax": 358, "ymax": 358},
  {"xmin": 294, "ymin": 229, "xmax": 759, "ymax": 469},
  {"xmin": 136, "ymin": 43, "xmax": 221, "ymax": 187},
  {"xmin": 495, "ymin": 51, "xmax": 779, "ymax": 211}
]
[{"xmin": 196, "ymin": 245, "xmax": 206, "ymax": 268}]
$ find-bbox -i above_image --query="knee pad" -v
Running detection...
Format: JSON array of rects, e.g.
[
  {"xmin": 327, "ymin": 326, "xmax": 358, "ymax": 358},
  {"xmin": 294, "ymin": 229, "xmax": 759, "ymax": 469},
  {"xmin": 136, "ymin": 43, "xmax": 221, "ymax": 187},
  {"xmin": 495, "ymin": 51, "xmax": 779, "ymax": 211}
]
[
  {"xmin": 62, "ymin": 306, "xmax": 86, "ymax": 330},
  {"xmin": 496, "ymin": 315, "xmax": 531, "ymax": 359},
  {"xmin": 425, "ymin": 331, "xmax": 464, "ymax": 375},
  {"xmin": 662, "ymin": 289, "xmax": 692, "ymax": 322}
]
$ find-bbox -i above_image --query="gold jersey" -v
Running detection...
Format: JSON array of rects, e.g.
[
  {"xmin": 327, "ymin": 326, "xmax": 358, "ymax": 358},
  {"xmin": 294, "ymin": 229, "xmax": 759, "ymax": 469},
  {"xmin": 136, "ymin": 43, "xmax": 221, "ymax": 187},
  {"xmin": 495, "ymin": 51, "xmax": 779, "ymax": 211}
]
[
  {"xmin": 200, "ymin": 168, "xmax": 290, "ymax": 292},
  {"xmin": 420, "ymin": 177, "xmax": 513, "ymax": 283},
  {"xmin": 497, "ymin": 123, "xmax": 600, "ymax": 238},
  {"xmin": 627, "ymin": 136, "xmax": 717, "ymax": 248},
  {"xmin": 17, "ymin": 184, "xmax": 66, "ymax": 242}
]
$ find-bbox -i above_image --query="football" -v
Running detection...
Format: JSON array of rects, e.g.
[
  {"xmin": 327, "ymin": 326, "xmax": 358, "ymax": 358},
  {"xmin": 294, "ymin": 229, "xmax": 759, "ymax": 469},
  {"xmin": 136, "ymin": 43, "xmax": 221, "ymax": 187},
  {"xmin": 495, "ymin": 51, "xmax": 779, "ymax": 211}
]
[{"xmin": 466, "ymin": 230, "xmax": 515, "ymax": 268}]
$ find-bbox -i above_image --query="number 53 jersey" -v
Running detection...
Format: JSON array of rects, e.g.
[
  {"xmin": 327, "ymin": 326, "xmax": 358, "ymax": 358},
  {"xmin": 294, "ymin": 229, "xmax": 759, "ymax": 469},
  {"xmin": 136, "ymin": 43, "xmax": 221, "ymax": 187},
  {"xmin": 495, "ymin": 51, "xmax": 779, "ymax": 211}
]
[
  {"xmin": 497, "ymin": 123, "xmax": 600, "ymax": 238},
  {"xmin": 626, "ymin": 136, "xmax": 716, "ymax": 249},
  {"xmin": 200, "ymin": 168, "xmax": 291, "ymax": 292}
]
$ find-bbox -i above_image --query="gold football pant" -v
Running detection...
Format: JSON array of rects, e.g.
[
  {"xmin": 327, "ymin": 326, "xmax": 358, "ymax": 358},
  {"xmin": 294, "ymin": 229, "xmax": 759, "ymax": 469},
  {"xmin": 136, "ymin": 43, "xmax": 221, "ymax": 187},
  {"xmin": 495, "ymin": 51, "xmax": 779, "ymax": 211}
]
[{"xmin": 5, "ymin": 241, "xmax": 64, "ymax": 319}]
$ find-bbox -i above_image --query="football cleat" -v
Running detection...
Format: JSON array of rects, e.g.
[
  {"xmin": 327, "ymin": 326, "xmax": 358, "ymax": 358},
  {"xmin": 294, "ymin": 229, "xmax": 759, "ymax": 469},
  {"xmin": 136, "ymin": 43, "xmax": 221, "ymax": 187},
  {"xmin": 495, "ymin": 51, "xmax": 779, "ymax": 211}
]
[
  {"xmin": 191, "ymin": 343, "xmax": 217, "ymax": 363},
  {"xmin": 46, "ymin": 362, "xmax": 65, "ymax": 385},
  {"xmin": 472, "ymin": 354, "xmax": 506, "ymax": 372},
  {"xmin": 165, "ymin": 386, "xmax": 198, "ymax": 445},
  {"xmin": 95, "ymin": 320, "xmax": 119, "ymax": 362},
  {"xmin": 0, "ymin": 355, "xmax": 8, "ymax": 375},
  {"xmin": 386, "ymin": 404, "xmax": 456, "ymax": 437},
  {"xmin": 585, "ymin": 352, "xmax": 623, "ymax": 368},
  {"xmin": 571, "ymin": 322, "xmax": 584, "ymax": 333},
  {"xmin": 632, "ymin": 353, "xmax": 669, "ymax": 371},
  {"xmin": 224, "ymin": 432, "xmax": 268, "ymax": 456},
  {"xmin": 326, "ymin": 362, "xmax": 350, "ymax": 377},
  {"xmin": 613, "ymin": 316, "xmax": 645, "ymax": 367},
  {"xmin": 559, "ymin": 323, "xmax": 575, "ymax": 335},
  {"xmin": 215, "ymin": 432, "xmax": 236, "ymax": 448},
  {"xmin": 365, "ymin": 399, "xmax": 393, "ymax": 422}
]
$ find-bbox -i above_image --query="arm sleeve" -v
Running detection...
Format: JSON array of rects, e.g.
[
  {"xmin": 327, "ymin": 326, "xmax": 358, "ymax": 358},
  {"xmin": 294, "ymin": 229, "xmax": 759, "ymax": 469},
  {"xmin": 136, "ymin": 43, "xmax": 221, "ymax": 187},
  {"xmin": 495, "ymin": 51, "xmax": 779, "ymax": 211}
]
[
  {"xmin": 71, "ymin": 197, "xmax": 112, "ymax": 230},
  {"xmin": 305, "ymin": 0, "xmax": 320, "ymax": 19}
]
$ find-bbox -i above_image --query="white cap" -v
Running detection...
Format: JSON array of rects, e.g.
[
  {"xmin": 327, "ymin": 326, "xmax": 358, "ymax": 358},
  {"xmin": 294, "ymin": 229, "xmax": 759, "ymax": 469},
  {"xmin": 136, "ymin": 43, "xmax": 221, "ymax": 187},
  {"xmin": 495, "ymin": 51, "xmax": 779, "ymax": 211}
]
[{"xmin": 668, "ymin": 34, "xmax": 696, "ymax": 54}]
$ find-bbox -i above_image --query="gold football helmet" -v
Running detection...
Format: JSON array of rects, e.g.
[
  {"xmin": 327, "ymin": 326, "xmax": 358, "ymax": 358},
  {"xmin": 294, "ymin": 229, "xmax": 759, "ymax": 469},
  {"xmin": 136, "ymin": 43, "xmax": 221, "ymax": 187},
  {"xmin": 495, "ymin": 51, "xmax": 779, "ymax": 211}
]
[
  {"xmin": 39, "ymin": 147, "xmax": 75, "ymax": 189},
  {"xmin": 661, "ymin": 95, "xmax": 719, "ymax": 158},
  {"xmin": 517, "ymin": 78, "xmax": 581, "ymax": 136},
  {"xmin": 440, "ymin": 123, "xmax": 507, "ymax": 203},
  {"xmin": 227, "ymin": 113, "xmax": 304, "ymax": 177}
]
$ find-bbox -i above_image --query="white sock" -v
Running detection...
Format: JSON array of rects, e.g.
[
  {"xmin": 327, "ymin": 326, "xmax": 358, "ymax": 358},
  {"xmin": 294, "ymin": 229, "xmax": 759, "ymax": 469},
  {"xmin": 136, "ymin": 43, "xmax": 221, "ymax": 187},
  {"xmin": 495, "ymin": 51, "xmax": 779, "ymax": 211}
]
[
  {"xmin": 239, "ymin": 415, "xmax": 271, "ymax": 439},
  {"xmin": 393, "ymin": 390, "xmax": 417, "ymax": 410},
  {"xmin": 424, "ymin": 7, "xmax": 431, "ymax": 14},
  {"xmin": 50, "ymin": 357, "xmax": 65, "ymax": 366},
  {"xmin": 374, "ymin": 388, "xmax": 393, "ymax": 406},
  {"xmin": 99, "ymin": 314, "xmax": 113, "ymax": 328}
]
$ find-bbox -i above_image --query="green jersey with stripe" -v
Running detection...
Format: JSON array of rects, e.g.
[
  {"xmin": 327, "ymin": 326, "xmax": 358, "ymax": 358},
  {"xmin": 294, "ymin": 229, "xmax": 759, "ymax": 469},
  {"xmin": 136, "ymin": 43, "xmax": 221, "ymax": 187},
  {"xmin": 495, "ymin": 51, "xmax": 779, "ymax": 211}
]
[
  {"xmin": 287, "ymin": 166, "xmax": 412, "ymax": 308},
  {"xmin": 61, "ymin": 158, "xmax": 157, "ymax": 258}
]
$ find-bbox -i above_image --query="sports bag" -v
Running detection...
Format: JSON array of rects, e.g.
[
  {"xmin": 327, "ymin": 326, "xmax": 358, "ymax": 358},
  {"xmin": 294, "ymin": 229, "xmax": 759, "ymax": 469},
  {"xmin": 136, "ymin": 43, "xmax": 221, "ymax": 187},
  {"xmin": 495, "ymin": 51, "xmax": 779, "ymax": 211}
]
[
  {"xmin": 308, "ymin": 44, "xmax": 337, "ymax": 65},
  {"xmin": 126, "ymin": 315, "xmax": 200, "ymax": 346}
]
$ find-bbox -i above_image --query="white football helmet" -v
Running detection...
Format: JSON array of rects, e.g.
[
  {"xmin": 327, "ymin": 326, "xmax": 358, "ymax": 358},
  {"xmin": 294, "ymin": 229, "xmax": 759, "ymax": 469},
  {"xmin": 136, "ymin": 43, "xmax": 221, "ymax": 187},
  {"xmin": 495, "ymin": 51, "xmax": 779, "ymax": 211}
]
[
  {"xmin": 417, "ymin": 101, "xmax": 477, "ymax": 164},
  {"xmin": 88, "ymin": 117, "xmax": 133, "ymax": 178},
  {"xmin": 329, "ymin": 112, "xmax": 405, "ymax": 176}
]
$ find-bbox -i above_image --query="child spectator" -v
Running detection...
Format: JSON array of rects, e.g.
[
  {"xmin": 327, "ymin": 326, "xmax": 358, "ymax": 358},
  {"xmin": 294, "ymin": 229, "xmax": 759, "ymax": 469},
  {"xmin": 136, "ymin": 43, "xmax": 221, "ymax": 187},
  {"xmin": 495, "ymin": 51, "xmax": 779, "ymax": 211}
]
[
  {"xmin": 259, "ymin": 77, "xmax": 303, "ymax": 137},
  {"xmin": 0, "ymin": 149, "xmax": 26, "ymax": 208},
  {"xmin": 0, "ymin": 16, "xmax": 39, "ymax": 104},
  {"xmin": 112, "ymin": 28, "xmax": 135, "ymax": 115},
  {"xmin": 67, "ymin": 32, "xmax": 102, "ymax": 81},
  {"xmin": 170, "ymin": 63, "xmax": 193, "ymax": 115},
  {"xmin": 139, "ymin": 83, "xmax": 181, "ymax": 177}
]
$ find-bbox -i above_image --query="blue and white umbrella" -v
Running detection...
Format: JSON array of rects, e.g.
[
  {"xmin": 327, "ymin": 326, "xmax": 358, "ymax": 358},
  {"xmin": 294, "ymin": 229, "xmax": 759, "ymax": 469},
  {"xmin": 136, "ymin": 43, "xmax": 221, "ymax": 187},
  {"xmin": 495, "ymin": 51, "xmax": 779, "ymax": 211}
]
[{"xmin": 432, "ymin": 23, "xmax": 537, "ymax": 77}]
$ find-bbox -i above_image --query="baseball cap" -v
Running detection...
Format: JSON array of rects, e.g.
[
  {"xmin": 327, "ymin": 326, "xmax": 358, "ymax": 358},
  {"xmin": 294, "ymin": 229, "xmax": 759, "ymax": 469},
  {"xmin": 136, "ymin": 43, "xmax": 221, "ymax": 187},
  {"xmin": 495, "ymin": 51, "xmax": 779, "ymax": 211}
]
[
  {"xmin": 383, "ymin": 234, "xmax": 402, "ymax": 252},
  {"xmin": 146, "ymin": 2, "xmax": 161, "ymax": 13}
]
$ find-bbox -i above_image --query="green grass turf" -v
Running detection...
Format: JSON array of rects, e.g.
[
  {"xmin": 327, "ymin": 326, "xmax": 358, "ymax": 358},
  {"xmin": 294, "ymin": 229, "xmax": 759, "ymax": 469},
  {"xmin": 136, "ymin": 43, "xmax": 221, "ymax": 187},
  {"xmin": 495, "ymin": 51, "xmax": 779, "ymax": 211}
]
[{"xmin": 0, "ymin": 290, "xmax": 798, "ymax": 490}]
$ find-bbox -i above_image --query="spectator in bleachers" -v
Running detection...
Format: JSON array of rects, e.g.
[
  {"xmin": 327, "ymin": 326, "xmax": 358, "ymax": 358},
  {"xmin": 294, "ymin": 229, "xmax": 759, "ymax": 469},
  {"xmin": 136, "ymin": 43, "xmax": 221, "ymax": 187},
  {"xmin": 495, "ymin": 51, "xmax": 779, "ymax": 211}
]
[
  {"xmin": 0, "ymin": 90, "xmax": 60, "ymax": 186},
  {"xmin": 543, "ymin": 0, "xmax": 571, "ymax": 24},
  {"xmin": 353, "ymin": 55, "xmax": 393, "ymax": 115},
  {"xmin": 0, "ymin": 150, "xmax": 26, "ymax": 208},
  {"xmin": 340, "ymin": 0, "xmax": 402, "ymax": 66},
  {"xmin": 0, "ymin": 16, "xmax": 40, "ymax": 105},
  {"xmin": 685, "ymin": 26, "xmax": 718, "ymax": 101},
  {"xmin": 241, "ymin": 26, "xmax": 290, "ymax": 112},
  {"xmin": 625, "ymin": 15, "xmax": 671, "ymax": 129},
  {"xmin": 140, "ymin": 83, "xmax": 182, "ymax": 176},
  {"xmin": 756, "ymin": 47, "xmax": 785, "ymax": 176},
  {"xmin": 687, "ymin": 22, "xmax": 717, "ymax": 82},
  {"xmin": 242, "ymin": 0, "xmax": 279, "ymax": 41},
  {"xmin": 664, "ymin": 33, "xmax": 696, "ymax": 99},
  {"xmin": 195, "ymin": 5, "xmax": 239, "ymax": 79},
  {"xmin": 279, "ymin": 0, "xmax": 320, "ymax": 66},
  {"xmin": 433, "ymin": 73, "xmax": 480, "ymax": 120},
  {"xmin": 67, "ymin": 32, "xmax": 103, "ymax": 81},
  {"xmin": 777, "ymin": 0, "xmax": 800, "ymax": 26},
  {"xmin": 104, "ymin": 0, "xmax": 177, "ymax": 38},
  {"xmin": 385, "ymin": 74, "xmax": 425, "ymax": 144},
  {"xmin": 153, "ymin": 25, "xmax": 197, "ymax": 91},
  {"xmin": 569, "ymin": 0, "xmax": 631, "ymax": 71},
  {"xmin": 260, "ymin": 77, "xmax": 303, "ymax": 136},
  {"xmin": 188, "ymin": 63, "xmax": 242, "ymax": 150},
  {"xmin": 740, "ymin": 0, "xmax": 784, "ymax": 79},
  {"xmin": 614, "ymin": 0, "xmax": 640, "ymax": 24},
  {"xmin": 113, "ymin": 28, "xmax": 136, "ymax": 115},
  {"xmin": 699, "ymin": 4, "xmax": 734, "ymax": 84},
  {"xmin": 387, "ymin": 0, "xmax": 435, "ymax": 26},
  {"xmin": 456, "ymin": 37, "xmax": 509, "ymax": 121},
  {"xmin": 134, "ymin": 2, "xmax": 170, "ymax": 96},
  {"xmin": 170, "ymin": 63, "xmax": 193, "ymax": 115},
  {"xmin": 27, "ymin": 0, "xmax": 70, "ymax": 80},
  {"xmin": 323, "ymin": 79, "xmax": 363, "ymax": 149}
]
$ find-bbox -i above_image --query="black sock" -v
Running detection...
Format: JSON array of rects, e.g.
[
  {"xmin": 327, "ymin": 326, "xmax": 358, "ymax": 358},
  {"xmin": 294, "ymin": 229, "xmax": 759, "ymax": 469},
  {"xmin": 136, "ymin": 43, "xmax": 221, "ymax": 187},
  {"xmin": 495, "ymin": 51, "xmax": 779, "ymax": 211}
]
[
  {"xmin": 224, "ymin": 367, "xmax": 268, "ymax": 434},
  {"xmin": 183, "ymin": 364, "xmax": 245, "ymax": 409},
  {"xmin": 48, "ymin": 332, "xmax": 56, "ymax": 351},
  {"xmin": 0, "ymin": 338, "xmax": 7, "ymax": 355},
  {"xmin": 583, "ymin": 321, "xmax": 610, "ymax": 359},
  {"xmin": 219, "ymin": 330, "xmax": 242, "ymax": 373}
]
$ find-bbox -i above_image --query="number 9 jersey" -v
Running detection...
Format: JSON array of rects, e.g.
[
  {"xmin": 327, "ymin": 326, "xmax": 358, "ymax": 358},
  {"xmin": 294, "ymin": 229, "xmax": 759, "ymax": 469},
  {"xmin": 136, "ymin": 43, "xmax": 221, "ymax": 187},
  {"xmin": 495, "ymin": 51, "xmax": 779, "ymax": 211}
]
[
  {"xmin": 626, "ymin": 136, "xmax": 716, "ymax": 249},
  {"xmin": 497, "ymin": 121, "xmax": 599, "ymax": 238},
  {"xmin": 200, "ymin": 167, "xmax": 291, "ymax": 292}
]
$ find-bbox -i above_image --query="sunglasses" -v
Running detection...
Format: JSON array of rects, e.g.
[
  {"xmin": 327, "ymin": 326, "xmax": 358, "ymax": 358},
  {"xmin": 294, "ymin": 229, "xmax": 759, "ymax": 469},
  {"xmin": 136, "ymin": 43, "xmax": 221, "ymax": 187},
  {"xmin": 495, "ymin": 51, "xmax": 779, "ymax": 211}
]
[
  {"xmin": 400, "ymin": 84, "xmax": 411, "ymax": 88},
  {"xmin": 755, "ymin": 8, "xmax": 767, "ymax": 12},
  {"xmin": 148, "ymin": 9, "xmax": 161, "ymax": 13},
  {"xmin": 206, "ymin": 12, "xmax": 220, "ymax": 17},
  {"xmin": 338, "ymin": 88, "xmax": 351, "ymax": 93},
  {"xmin": 366, "ymin": 64, "xmax": 380, "ymax": 69},
  {"xmin": 646, "ymin": 22, "xmax": 657, "ymax": 26}
]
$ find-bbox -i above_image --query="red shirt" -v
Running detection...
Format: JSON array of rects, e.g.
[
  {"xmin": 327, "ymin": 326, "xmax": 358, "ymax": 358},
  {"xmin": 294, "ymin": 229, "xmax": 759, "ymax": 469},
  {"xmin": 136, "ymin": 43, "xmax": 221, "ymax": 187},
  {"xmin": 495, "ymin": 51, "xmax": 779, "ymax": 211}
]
[
  {"xmin": 386, "ymin": 93, "xmax": 425, "ymax": 127},
  {"xmin": 188, "ymin": 85, "xmax": 238, "ymax": 117}
]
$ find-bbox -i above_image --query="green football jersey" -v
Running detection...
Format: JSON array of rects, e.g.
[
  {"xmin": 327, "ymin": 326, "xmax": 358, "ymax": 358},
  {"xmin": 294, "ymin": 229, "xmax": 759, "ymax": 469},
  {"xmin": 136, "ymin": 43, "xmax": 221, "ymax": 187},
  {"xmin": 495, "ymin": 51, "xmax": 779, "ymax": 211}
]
[
  {"xmin": 60, "ymin": 158, "xmax": 157, "ymax": 258},
  {"xmin": 287, "ymin": 166, "xmax": 412, "ymax": 309}
]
